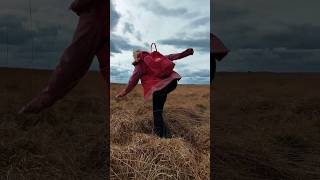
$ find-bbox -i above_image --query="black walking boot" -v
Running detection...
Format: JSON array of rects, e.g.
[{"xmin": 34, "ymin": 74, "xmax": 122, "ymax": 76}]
[
  {"xmin": 162, "ymin": 123, "xmax": 172, "ymax": 138},
  {"xmin": 153, "ymin": 111, "xmax": 172, "ymax": 138}
]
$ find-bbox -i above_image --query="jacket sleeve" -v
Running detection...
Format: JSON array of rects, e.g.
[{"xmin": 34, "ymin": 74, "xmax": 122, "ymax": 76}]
[
  {"xmin": 165, "ymin": 49, "xmax": 193, "ymax": 61},
  {"xmin": 69, "ymin": 0, "xmax": 96, "ymax": 15},
  {"xmin": 122, "ymin": 65, "xmax": 143, "ymax": 95}
]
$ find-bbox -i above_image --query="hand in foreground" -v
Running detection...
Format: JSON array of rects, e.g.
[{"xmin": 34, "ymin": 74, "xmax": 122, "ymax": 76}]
[
  {"xmin": 69, "ymin": 2, "xmax": 77, "ymax": 11},
  {"xmin": 186, "ymin": 48, "xmax": 194, "ymax": 55},
  {"xmin": 115, "ymin": 90, "xmax": 126, "ymax": 98},
  {"xmin": 69, "ymin": 2, "xmax": 81, "ymax": 16}
]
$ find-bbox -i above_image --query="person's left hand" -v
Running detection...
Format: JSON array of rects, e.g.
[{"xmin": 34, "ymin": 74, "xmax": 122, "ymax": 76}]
[
  {"xmin": 186, "ymin": 48, "xmax": 194, "ymax": 55},
  {"xmin": 69, "ymin": 2, "xmax": 77, "ymax": 11},
  {"xmin": 69, "ymin": 1, "xmax": 81, "ymax": 16}
]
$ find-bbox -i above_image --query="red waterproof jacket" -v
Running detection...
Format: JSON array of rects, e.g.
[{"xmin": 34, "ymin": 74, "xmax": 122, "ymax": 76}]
[{"xmin": 122, "ymin": 49, "xmax": 193, "ymax": 100}]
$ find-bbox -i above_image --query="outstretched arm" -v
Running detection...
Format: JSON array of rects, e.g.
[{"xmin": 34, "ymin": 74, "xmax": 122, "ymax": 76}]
[
  {"xmin": 165, "ymin": 48, "xmax": 194, "ymax": 61},
  {"xmin": 116, "ymin": 65, "xmax": 143, "ymax": 98}
]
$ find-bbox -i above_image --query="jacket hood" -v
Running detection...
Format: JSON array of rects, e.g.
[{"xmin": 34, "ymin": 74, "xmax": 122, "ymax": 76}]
[{"xmin": 132, "ymin": 51, "xmax": 149, "ymax": 65}]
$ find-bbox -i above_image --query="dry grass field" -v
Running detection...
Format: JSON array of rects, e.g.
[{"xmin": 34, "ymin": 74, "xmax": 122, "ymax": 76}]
[
  {"xmin": 0, "ymin": 67, "xmax": 209, "ymax": 180},
  {"xmin": 0, "ymin": 68, "xmax": 108, "ymax": 179},
  {"xmin": 110, "ymin": 83, "xmax": 210, "ymax": 179},
  {"xmin": 4, "ymin": 68, "xmax": 318, "ymax": 179},
  {"xmin": 213, "ymin": 72, "xmax": 320, "ymax": 180}
]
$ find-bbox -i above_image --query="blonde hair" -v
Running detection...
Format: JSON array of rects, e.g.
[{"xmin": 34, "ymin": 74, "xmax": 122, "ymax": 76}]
[{"xmin": 132, "ymin": 50, "xmax": 141, "ymax": 66}]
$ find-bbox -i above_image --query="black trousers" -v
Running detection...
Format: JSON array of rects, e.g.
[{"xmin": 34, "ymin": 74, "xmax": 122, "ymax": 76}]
[
  {"xmin": 153, "ymin": 79, "xmax": 178, "ymax": 112},
  {"xmin": 152, "ymin": 79, "xmax": 177, "ymax": 137},
  {"xmin": 210, "ymin": 58, "xmax": 216, "ymax": 85}
]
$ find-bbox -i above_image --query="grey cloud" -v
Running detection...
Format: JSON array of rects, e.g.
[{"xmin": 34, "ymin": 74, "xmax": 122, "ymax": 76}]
[
  {"xmin": 111, "ymin": 1, "xmax": 120, "ymax": 31},
  {"xmin": 0, "ymin": 15, "xmax": 31, "ymax": 45},
  {"xmin": 213, "ymin": 0, "xmax": 320, "ymax": 72},
  {"xmin": 261, "ymin": 24, "xmax": 320, "ymax": 50},
  {"xmin": 143, "ymin": 42, "xmax": 149, "ymax": 48},
  {"xmin": 158, "ymin": 38, "xmax": 209, "ymax": 52},
  {"xmin": 122, "ymin": 22, "xmax": 142, "ymax": 41},
  {"xmin": 110, "ymin": 68, "xmax": 210, "ymax": 84},
  {"xmin": 218, "ymin": 49, "xmax": 320, "ymax": 72},
  {"xmin": 110, "ymin": 65, "xmax": 130, "ymax": 76},
  {"xmin": 123, "ymin": 23, "xmax": 134, "ymax": 34},
  {"xmin": 179, "ymin": 68, "xmax": 210, "ymax": 78},
  {"xmin": 141, "ymin": 0, "xmax": 197, "ymax": 18},
  {"xmin": 0, "ymin": 14, "xmax": 65, "ymax": 50},
  {"xmin": 135, "ymin": 31, "xmax": 142, "ymax": 41},
  {"xmin": 0, "ymin": 0, "xmax": 77, "ymax": 69},
  {"xmin": 189, "ymin": 16, "xmax": 210, "ymax": 27},
  {"xmin": 211, "ymin": 2, "xmax": 249, "ymax": 27},
  {"xmin": 111, "ymin": 34, "xmax": 145, "ymax": 54},
  {"xmin": 220, "ymin": 23, "xmax": 320, "ymax": 50},
  {"xmin": 110, "ymin": 40, "xmax": 121, "ymax": 54}
]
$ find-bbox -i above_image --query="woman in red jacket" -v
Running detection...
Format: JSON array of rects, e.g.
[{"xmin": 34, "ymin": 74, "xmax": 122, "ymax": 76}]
[{"xmin": 116, "ymin": 48, "xmax": 194, "ymax": 138}]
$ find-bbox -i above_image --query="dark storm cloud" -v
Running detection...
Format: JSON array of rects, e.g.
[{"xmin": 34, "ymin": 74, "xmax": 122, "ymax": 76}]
[
  {"xmin": 110, "ymin": 40, "xmax": 121, "ymax": 54},
  {"xmin": 211, "ymin": 2, "xmax": 249, "ymax": 26},
  {"xmin": 122, "ymin": 22, "xmax": 143, "ymax": 41},
  {"xmin": 219, "ymin": 23, "xmax": 320, "ymax": 50},
  {"xmin": 0, "ymin": 15, "xmax": 31, "ymax": 45},
  {"xmin": 213, "ymin": 0, "xmax": 320, "ymax": 72},
  {"xmin": 261, "ymin": 24, "xmax": 320, "ymax": 50},
  {"xmin": 111, "ymin": 1, "xmax": 120, "ymax": 31},
  {"xmin": 141, "ymin": 0, "xmax": 197, "ymax": 18},
  {"xmin": 0, "ymin": 14, "xmax": 61, "ymax": 47},
  {"xmin": 0, "ymin": 0, "xmax": 78, "ymax": 70},
  {"xmin": 110, "ymin": 2, "xmax": 145, "ymax": 54},
  {"xmin": 111, "ymin": 34, "xmax": 145, "ymax": 54},
  {"xmin": 110, "ymin": 1, "xmax": 122, "ymax": 54},
  {"xmin": 158, "ymin": 38, "xmax": 209, "ymax": 52},
  {"xmin": 218, "ymin": 48, "xmax": 320, "ymax": 72}
]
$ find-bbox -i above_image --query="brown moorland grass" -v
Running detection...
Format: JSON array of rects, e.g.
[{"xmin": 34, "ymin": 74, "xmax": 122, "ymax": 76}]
[
  {"xmin": 4, "ymin": 68, "xmax": 320, "ymax": 179},
  {"xmin": 213, "ymin": 72, "xmax": 320, "ymax": 180},
  {"xmin": 0, "ymin": 68, "xmax": 108, "ymax": 179},
  {"xmin": 110, "ymin": 83, "xmax": 210, "ymax": 180},
  {"xmin": 0, "ymin": 67, "xmax": 209, "ymax": 179}
]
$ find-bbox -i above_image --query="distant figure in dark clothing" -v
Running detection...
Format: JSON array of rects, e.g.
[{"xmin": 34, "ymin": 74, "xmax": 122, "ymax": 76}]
[{"xmin": 211, "ymin": 33, "xmax": 229, "ymax": 84}]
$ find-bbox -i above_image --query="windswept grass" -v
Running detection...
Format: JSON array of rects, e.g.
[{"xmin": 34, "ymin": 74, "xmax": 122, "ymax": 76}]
[
  {"xmin": 0, "ymin": 68, "xmax": 108, "ymax": 180},
  {"xmin": 110, "ymin": 84, "xmax": 210, "ymax": 180},
  {"xmin": 213, "ymin": 72, "xmax": 320, "ymax": 180}
]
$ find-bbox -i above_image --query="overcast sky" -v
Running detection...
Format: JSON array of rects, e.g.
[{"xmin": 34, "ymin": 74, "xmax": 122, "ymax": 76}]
[
  {"xmin": 213, "ymin": 0, "xmax": 320, "ymax": 72},
  {"xmin": 1, "ymin": 0, "xmax": 319, "ymax": 82},
  {"xmin": 110, "ymin": 0, "xmax": 210, "ymax": 84},
  {"xmin": 0, "ymin": 0, "xmax": 103, "ymax": 70},
  {"xmin": 0, "ymin": 0, "xmax": 210, "ymax": 84}
]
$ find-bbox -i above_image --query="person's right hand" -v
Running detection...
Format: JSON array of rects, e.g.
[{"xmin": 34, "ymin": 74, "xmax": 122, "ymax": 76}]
[{"xmin": 115, "ymin": 90, "xmax": 126, "ymax": 98}]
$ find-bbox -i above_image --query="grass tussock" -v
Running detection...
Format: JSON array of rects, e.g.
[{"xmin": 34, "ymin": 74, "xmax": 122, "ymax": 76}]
[{"xmin": 110, "ymin": 83, "xmax": 210, "ymax": 180}]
